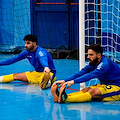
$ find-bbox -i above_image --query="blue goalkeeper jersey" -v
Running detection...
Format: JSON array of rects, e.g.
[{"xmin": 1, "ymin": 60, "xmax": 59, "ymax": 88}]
[
  {"xmin": 65, "ymin": 56, "xmax": 120, "ymax": 87},
  {"xmin": 0, "ymin": 46, "xmax": 56, "ymax": 75}
]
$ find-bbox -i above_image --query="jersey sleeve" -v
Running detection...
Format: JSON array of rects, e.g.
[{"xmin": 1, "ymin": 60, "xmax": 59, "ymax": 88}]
[
  {"xmin": 37, "ymin": 50, "xmax": 49, "ymax": 68},
  {"xmin": 65, "ymin": 65, "xmax": 93, "ymax": 82},
  {"xmin": 0, "ymin": 51, "xmax": 27, "ymax": 66},
  {"xmin": 74, "ymin": 61, "xmax": 109, "ymax": 83}
]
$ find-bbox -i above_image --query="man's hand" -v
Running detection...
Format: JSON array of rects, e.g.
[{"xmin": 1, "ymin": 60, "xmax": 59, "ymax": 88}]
[
  {"xmin": 62, "ymin": 80, "xmax": 74, "ymax": 88},
  {"xmin": 52, "ymin": 80, "xmax": 65, "ymax": 87},
  {"xmin": 44, "ymin": 67, "xmax": 50, "ymax": 73}
]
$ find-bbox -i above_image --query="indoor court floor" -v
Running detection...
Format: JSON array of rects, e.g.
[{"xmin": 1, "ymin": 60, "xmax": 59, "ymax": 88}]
[{"xmin": 0, "ymin": 54, "xmax": 120, "ymax": 120}]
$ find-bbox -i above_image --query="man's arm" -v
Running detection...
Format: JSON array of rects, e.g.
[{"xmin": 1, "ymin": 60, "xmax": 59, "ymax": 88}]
[
  {"xmin": 52, "ymin": 65, "xmax": 93, "ymax": 88},
  {"xmin": 63, "ymin": 61, "xmax": 109, "ymax": 88},
  {"xmin": 38, "ymin": 50, "xmax": 50, "ymax": 73},
  {"xmin": 64, "ymin": 65, "xmax": 92, "ymax": 82},
  {"xmin": 0, "ymin": 51, "xmax": 27, "ymax": 66},
  {"xmin": 74, "ymin": 62, "xmax": 109, "ymax": 83}
]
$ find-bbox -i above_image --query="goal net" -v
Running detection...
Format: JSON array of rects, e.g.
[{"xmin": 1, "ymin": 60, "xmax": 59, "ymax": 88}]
[
  {"xmin": 0, "ymin": 0, "xmax": 31, "ymax": 53},
  {"xmin": 80, "ymin": 0, "xmax": 120, "ymax": 88},
  {"xmin": 0, "ymin": 0, "xmax": 79, "ymax": 53}
]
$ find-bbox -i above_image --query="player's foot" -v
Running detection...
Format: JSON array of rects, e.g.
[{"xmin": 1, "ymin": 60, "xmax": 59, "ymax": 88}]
[
  {"xmin": 58, "ymin": 85, "xmax": 68, "ymax": 103},
  {"xmin": 51, "ymin": 85, "xmax": 59, "ymax": 102},
  {"xmin": 40, "ymin": 73, "xmax": 50, "ymax": 89}
]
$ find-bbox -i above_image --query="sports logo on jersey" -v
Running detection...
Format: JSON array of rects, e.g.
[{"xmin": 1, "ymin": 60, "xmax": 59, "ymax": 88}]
[
  {"xmin": 97, "ymin": 62, "xmax": 103, "ymax": 70},
  {"xmin": 39, "ymin": 51, "xmax": 43, "ymax": 57},
  {"xmin": 27, "ymin": 55, "xmax": 32, "ymax": 58}
]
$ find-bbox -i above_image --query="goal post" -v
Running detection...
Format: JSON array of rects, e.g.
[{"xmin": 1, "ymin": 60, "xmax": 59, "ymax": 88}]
[{"xmin": 79, "ymin": 0, "xmax": 85, "ymax": 90}]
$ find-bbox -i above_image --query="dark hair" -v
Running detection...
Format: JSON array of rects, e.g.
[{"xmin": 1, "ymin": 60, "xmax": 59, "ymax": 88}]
[
  {"xmin": 23, "ymin": 34, "xmax": 37, "ymax": 43},
  {"xmin": 88, "ymin": 44, "xmax": 103, "ymax": 55}
]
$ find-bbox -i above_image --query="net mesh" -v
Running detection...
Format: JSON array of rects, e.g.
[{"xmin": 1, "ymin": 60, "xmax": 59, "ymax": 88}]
[
  {"xmin": 85, "ymin": 0, "xmax": 120, "ymax": 87},
  {"xmin": 0, "ymin": 0, "xmax": 79, "ymax": 53},
  {"xmin": 0, "ymin": 0, "xmax": 30, "ymax": 52}
]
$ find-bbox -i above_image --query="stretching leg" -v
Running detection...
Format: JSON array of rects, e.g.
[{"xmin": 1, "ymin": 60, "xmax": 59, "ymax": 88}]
[
  {"xmin": 0, "ymin": 72, "xmax": 28, "ymax": 83},
  {"xmin": 58, "ymin": 86, "xmax": 102, "ymax": 103}
]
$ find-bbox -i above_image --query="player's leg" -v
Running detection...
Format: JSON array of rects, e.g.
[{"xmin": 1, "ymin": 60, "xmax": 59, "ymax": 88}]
[
  {"xmin": 0, "ymin": 74, "xmax": 14, "ymax": 83},
  {"xmin": 51, "ymin": 84, "xmax": 59, "ymax": 102},
  {"xmin": 26, "ymin": 71, "xmax": 56, "ymax": 89},
  {"xmin": 51, "ymin": 86, "xmax": 92, "ymax": 103},
  {"xmin": 0, "ymin": 72, "xmax": 28, "ymax": 83},
  {"xmin": 13, "ymin": 73, "xmax": 28, "ymax": 82},
  {"xmin": 65, "ymin": 87, "xmax": 91, "ymax": 96},
  {"xmin": 51, "ymin": 85, "xmax": 86, "ymax": 103},
  {"xmin": 100, "ymin": 85, "xmax": 120, "ymax": 101},
  {"xmin": 58, "ymin": 86, "xmax": 102, "ymax": 103},
  {"xmin": 89, "ymin": 84, "xmax": 120, "ymax": 101}
]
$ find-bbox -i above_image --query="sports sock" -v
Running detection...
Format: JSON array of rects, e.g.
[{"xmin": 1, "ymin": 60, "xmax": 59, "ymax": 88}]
[
  {"xmin": 0, "ymin": 74, "xmax": 14, "ymax": 83},
  {"xmin": 51, "ymin": 77, "xmax": 57, "ymax": 84},
  {"xmin": 68, "ymin": 90, "xmax": 83, "ymax": 96},
  {"xmin": 49, "ymin": 72, "xmax": 57, "ymax": 84},
  {"xmin": 65, "ymin": 92, "xmax": 92, "ymax": 103}
]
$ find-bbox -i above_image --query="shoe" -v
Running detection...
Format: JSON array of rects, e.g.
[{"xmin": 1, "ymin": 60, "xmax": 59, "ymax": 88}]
[
  {"xmin": 45, "ymin": 79, "xmax": 52, "ymax": 89},
  {"xmin": 51, "ymin": 77, "xmax": 57, "ymax": 84},
  {"xmin": 51, "ymin": 85, "xmax": 59, "ymax": 103},
  {"xmin": 58, "ymin": 85, "xmax": 68, "ymax": 103},
  {"xmin": 40, "ymin": 73, "xmax": 50, "ymax": 89}
]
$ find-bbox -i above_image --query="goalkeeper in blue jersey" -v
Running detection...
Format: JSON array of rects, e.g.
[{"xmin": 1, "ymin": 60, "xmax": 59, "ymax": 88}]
[
  {"xmin": 51, "ymin": 44, "xmax": 120, "ymax": 103},
  {"xmin": 0, "ymin": 34, "xmax": 56, "ymax": 89}
]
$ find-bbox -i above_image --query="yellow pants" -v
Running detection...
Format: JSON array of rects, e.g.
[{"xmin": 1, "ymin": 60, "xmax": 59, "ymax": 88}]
[
  {"xmin": 90, "ymin": 84, "xmax": 120, "ymax": 101},
  {"xmin": 0, "ymin": 71, "xmax": 56, "ymax": 85},
  {"xmin": 65, "ymin": 84, "xmax": 120, "ymax": 103},
  {"xmin": 26, "ymin": 71, "xmax": 56, "ymax": 84}
]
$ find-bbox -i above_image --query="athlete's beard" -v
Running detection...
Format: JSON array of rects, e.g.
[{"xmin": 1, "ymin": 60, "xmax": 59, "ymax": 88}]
[
  {"xmin": 26, "ymin": 44, "xmax": 34, "ymax": 51},
  {"xmin": 88, "ymin": 57, "xmax": 98, "ymax": 66}
]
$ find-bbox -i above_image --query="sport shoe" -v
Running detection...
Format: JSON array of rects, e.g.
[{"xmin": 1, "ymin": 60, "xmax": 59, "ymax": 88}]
[
  {"xmin": 45, "ymin": 79, "xmax": 51, "ymax": 88},
  {"xmin": 51, "ymin": 77, "xmax": 57, "ymax": 84},
  {"xmin": 51, "ymin": 85, "xmax": 59, "ymax": 103},
  {"xmin": 40, "ymin": 73, "xmax": 50, "ymax": 89},
  {"xmin": 58, "ymin": 85, "xmax": 68, "ymax": 103}
]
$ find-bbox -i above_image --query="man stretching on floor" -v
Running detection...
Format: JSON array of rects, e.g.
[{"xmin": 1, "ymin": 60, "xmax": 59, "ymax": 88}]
[
  {"xmin": 0, "ymin": 34, "xmax": 56, "ymax": 89},
  {"xmin": 51, "ymin": 44, "xmax": 120, "ymax": 103}
]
